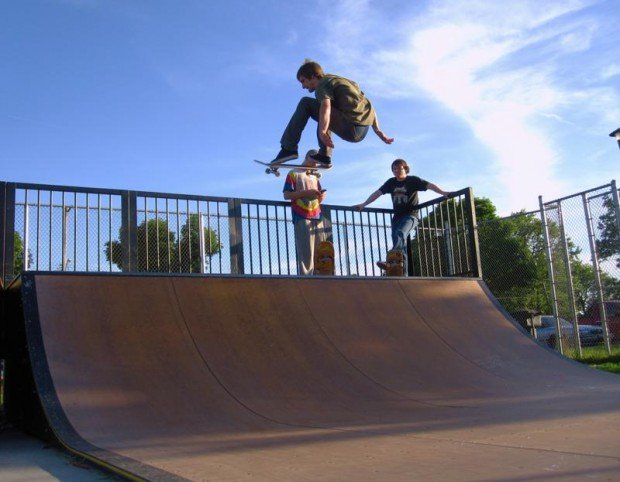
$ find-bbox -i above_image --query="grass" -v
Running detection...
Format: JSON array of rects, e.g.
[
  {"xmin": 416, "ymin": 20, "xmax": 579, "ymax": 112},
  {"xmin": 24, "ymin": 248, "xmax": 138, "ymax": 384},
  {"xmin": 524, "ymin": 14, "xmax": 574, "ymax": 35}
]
[{"xmin": 567, "ymin": 345, "xmax": 620, "ymax": 374}]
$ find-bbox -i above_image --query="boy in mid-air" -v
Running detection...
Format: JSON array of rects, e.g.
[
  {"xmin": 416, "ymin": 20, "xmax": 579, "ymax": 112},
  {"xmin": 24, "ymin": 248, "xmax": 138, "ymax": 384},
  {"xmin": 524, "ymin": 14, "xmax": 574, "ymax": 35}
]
[{"xmin": 271, "ymin": 60, "xmax": 393, "ymax": 168}]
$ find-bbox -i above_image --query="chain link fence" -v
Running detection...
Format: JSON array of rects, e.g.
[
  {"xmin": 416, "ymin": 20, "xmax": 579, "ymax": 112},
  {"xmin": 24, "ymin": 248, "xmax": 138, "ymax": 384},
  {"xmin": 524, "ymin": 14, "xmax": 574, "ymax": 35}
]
[{"xmin": 478, "ymin": 181, "xmax": 620, "ymax": 354}]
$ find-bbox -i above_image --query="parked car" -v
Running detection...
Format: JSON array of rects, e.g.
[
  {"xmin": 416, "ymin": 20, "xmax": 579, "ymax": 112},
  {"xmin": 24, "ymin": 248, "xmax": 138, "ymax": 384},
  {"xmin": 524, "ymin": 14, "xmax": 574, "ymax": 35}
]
[
  {"xmin": 533, "ymin": 315, "xmax": 604, "ymax": 348},
  {"xmin": 579, "ymin": 300, "xmax": 620, "ymax": 342}
]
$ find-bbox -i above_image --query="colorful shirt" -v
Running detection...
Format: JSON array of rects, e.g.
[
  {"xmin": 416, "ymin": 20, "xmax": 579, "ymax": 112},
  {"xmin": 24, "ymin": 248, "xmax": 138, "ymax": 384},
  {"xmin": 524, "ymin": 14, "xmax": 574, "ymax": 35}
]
[{"xmin": 283, "ymin": 169, "xmax": 322, "ymax": 221}]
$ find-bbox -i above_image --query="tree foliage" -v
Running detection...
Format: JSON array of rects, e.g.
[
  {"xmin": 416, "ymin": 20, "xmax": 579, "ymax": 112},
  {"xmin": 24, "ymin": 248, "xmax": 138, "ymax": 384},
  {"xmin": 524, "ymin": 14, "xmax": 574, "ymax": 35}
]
[
  {"xmin": 477, "ymin": 197, "xmax": 620, "ymax": 316},
  {"xmin": 13, "ymin": 231, "xmax": 33, "ymax": 273},
  {"xmin": 105, "ymin": 216, "xmax": 222, "ymax": 272},
  {"xmin": 596, "ymin": 195, "xmax": 620, "ymax": 268},
  {"xmin": 478, "ymin": 210, "xmax": 543, "ymax": 312}
]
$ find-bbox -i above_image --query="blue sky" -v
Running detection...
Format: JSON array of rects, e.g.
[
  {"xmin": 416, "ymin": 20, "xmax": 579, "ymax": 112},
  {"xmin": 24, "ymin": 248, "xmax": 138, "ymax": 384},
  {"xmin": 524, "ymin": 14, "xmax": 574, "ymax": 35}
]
[{"xmin": 2, "ymin": 0, "xmax": 619, "ymax": 216}]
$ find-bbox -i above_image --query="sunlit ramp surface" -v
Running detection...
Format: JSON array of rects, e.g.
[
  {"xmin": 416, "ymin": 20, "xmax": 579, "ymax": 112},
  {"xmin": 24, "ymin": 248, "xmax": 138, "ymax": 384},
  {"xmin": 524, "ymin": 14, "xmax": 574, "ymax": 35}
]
[{"xmin": 9, "ymin": 272, "xmax": 620, "ymax": 481}]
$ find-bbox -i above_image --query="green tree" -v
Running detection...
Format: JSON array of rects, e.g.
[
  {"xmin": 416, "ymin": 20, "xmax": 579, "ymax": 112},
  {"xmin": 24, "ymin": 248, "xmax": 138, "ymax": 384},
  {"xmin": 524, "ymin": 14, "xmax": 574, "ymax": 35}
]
[
  {"xmin": 178, "ymin": 214, "xmax": 222, "ymax": 273},
  {"xmin": 478, "ymin": 214, "xmax": 541, "ymax": 312},
  {"xmin": 105, "ymin": 216, "xmax": 222, "ymax": 273},
  {"xmin": 571, "ymin": 259, "xmax": 620, "ymax": 312},
  {"xmin": 105, "ymin": 219, "xmax": 177, "ymax": 272},
  {"xmin": 474, "ymin": 197, "xmax": 497, "ymax": 222},
  {"xmin": 13, "ymin": 231, "xmax": 32, "ymax": 274},
  {"xmin": 596, "ymin": 196, "xmax": 620, "ymax": 268}
]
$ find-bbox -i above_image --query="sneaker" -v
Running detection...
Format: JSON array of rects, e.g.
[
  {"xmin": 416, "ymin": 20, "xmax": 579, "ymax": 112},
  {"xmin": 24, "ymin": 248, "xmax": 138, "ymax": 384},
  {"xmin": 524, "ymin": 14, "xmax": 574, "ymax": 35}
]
[
  {"xmin": 310, "ymin": 152, "xmax": 332, "ymax": 167},
  {"xmin": 270, "ymin": 148, "xmax": 298, "ymax": 165},
  {"xmin": 376, "ymin": 261, "xmax": 387, "ymax": 270}
]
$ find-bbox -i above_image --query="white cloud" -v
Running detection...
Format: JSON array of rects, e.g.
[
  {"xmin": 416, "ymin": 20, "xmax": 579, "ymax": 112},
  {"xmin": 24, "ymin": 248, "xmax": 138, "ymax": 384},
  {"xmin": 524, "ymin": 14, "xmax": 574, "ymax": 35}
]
[
  {"xmin": 601, "ymin": 63, "xmax": 620, "ymax": 81},
  {"xmin": 401, "ymin": 1, "xmax": 604, "ymax": 212},
  {"xmin": 315, "ymin": 0, "xmax": 619, "ymax": 214}
]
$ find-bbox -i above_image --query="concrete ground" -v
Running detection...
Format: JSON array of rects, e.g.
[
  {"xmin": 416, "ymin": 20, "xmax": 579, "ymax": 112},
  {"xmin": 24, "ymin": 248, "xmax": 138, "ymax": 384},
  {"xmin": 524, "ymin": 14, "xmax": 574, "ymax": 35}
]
[{"xmin": 0, "ymin": 426, "xmax": 120, "ymax": 482}]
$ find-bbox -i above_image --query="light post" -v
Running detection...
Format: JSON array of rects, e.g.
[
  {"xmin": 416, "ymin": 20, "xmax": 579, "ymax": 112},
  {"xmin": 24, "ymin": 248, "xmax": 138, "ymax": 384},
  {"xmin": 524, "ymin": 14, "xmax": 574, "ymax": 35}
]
[{"xmin": 610, "ymin": 128, "xmax": 620, "ymax": 150}]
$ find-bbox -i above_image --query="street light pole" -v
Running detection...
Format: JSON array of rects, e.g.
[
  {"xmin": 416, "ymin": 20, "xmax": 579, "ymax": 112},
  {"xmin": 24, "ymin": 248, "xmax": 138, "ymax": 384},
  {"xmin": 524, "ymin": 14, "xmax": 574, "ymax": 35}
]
[{"xmin": 610, "ymin": 127, "xmax": 620, "ymax": 150}]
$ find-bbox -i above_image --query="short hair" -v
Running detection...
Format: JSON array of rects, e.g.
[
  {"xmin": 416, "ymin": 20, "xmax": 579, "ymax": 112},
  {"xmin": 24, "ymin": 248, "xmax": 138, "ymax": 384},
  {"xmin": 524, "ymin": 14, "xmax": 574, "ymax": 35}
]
[
  {"xmin": 391, "ymin": 158, "xmax": 410, "ymax": 174},
  {"xmin": 297, "ymin": 60, "xmax": 324, "ymax": 80},
  {"xmin": 303, "ymin": 149, "xmax": 319, "ymax": 166}
]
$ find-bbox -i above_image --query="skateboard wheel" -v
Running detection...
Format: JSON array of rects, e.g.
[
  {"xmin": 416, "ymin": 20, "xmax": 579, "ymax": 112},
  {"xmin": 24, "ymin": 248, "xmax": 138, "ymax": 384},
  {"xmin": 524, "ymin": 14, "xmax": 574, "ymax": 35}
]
[{"xmin": 274, "ymin": 170, "xmax": 281, "ymax": 177}]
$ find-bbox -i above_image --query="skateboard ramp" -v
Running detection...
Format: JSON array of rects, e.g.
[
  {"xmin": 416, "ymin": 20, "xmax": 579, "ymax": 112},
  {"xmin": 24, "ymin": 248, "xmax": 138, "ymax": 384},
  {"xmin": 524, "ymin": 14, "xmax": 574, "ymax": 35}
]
[{"xmin": 6, "ymin": 272, "xmax": 620, "ymax": 481}]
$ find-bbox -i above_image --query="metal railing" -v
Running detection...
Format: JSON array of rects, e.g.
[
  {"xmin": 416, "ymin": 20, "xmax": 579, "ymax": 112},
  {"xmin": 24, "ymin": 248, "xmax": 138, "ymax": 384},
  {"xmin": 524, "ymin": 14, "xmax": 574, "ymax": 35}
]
[{"xmin": 1, "ymin": 181, "xmax": 478, "ymax": 283}]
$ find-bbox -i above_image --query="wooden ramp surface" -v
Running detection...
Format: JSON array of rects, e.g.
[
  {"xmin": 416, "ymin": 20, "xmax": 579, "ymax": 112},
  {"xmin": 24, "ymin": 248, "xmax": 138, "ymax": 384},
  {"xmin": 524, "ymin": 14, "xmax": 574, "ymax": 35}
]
[{"xmin": 15, "ymin": 273, "xmax": 620, "ymax": 481}]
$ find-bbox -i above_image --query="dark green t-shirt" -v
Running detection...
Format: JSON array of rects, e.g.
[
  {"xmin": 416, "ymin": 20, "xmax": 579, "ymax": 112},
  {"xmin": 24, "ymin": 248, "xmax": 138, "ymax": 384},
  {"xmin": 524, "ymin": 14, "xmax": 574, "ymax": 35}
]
[{"xmin": 314, "ymin": 74, "xmax": 375, "ymax": 126}]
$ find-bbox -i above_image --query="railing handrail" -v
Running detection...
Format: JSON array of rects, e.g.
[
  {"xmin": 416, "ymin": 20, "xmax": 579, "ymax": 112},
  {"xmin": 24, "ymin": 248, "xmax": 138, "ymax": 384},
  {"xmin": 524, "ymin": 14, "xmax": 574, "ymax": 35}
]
[{"xmin": 1, "ymin": 180, "xmax": 477, "ymax": 282}]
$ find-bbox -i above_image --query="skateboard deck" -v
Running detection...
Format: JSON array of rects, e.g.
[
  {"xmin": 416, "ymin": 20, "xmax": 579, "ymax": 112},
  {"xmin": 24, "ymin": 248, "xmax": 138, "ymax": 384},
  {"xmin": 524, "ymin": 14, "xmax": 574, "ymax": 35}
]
[
  {"xmin": 385, "ymin": 249, "xmax": 404, "ymax": 276},
  {"xmin": 254, "ymin": 159, "xmax": 332, "ymax": 178},
  {"xmin": 315, "ymin": 240, "xmax": 335, "ymax": 276}
]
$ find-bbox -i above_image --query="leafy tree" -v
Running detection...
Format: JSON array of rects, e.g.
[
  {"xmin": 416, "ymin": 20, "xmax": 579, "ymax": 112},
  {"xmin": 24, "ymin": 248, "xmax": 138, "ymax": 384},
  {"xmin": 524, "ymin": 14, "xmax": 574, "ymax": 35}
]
[
  {"xmin": 477, "ymin": 213, "xmax": 541, "ymax": 312},
  {"xmin": 105, "ymin": 216, "xmax": 222, "ymax": 273},
  {"xmin": 105, "ymin": 219, "xmax": 177, "ymax": 272},
  {"xmin": 596, "ymin": 196, "xmax": 620, "ymax": 268},
  {"xmin": 178, "ymin": 214, "xmax": 222, "ymax": 273},
  {"xmin": 571, "ymin": 257, "xmax": 620, "ymax": 312},
  {"xmin": 13, "ymin": 231, "xmax": 32, "ymax": 274},
  {"xmin": 474, "ymin": 197, "xmax": 497, "ymax": 221}
]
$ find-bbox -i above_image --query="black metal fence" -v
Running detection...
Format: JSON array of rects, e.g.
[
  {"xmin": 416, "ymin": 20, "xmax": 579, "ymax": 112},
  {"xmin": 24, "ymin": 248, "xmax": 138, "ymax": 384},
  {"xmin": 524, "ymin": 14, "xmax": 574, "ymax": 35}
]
[{"xmin": 0, "ymin": 181, "xmax": 479, "ymax": 284}]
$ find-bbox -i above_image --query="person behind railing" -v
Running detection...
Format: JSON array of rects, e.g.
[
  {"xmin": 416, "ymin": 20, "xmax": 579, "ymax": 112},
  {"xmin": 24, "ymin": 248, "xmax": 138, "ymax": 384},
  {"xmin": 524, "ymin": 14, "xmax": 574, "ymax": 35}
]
[
  {"xmin": 353, "ymin": 158, "xmax": 452, "ymax": 275},
  {"xmin": 268, "ymin": 60, "xmax": 394, "ymax": 168},
  {"xmin": 283, "ymin": 149, "xmax": 328, "ymax": 275}
]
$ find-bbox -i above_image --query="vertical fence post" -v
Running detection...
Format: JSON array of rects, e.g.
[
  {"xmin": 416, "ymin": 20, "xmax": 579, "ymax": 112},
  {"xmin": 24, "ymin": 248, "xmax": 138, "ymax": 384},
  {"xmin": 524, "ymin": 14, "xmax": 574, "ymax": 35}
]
[
  {"xmin": 611, "ymin": 180, "xmax": 620, "ymax": 248},
  {"xmin": 464, "ymin": 188, "xmax": 482, "ymax": 277},
  {"xmin": 228, "ymin": 199, "xmax": 244, "ymax": 274},
  {"xmin": 1, "ymin": 182, "xmax": 16, "ymax": 284},
  {"xmin": 557, "ymin": 202, "xmax": 582, "ymax": 357},
  {"xmin": 539, "ymin": 196, "xmax": 565, "ymax": 354},
  {"xmin": 121, "ymin": 191, "xmax": 138, "ymax": 272},
  {"xmin": 582, "ymin": 193, "xmax": 612, "ymax": 353},
  {"xmin": 321, "ymin": 206, "xmax": 333, "ymax": 242},
  {"xmin": 198, "ymin": 215, "xmax": 206, "ymax": 274},
  {"xmin": 0, "ymin": 181, "xmax": 6, "ymax": 283}
]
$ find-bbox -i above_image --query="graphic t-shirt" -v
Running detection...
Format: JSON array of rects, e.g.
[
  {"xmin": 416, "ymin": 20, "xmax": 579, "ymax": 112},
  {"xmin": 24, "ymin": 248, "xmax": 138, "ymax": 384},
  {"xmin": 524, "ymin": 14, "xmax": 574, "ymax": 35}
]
[
  {"xmin": 314, "ymin": 74, "xmax": 375, "ymax": 126},
  {"xmin": 283, "ymin": 169, "xmax": 322, "ymax": 221},
  {"xmin": 379, "ymin": 175, "xmax": 429, "ymax": 220}
]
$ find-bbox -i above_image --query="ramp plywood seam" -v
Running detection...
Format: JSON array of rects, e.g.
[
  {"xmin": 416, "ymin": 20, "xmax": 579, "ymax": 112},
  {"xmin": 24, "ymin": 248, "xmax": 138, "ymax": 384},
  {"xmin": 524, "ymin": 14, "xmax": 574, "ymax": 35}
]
[
  {"xmin": 396, "ymin": 280, "xmax": 508, "ymax": 381},
  {"xmin": 169, "ymin": 279, "xmax": 351, "ymax": 433}
]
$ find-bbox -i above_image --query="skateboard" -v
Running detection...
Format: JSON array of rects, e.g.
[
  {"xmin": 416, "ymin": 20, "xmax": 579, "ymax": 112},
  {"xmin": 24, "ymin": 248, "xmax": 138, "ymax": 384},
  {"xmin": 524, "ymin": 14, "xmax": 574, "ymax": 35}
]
[
  {"xmin": 385, "ymin": 249, "xmax": 404, "ymax": 276},
  {"xmin": 254, "ymin": 159, "xmax": 332, "ymax": 178},
  {"xmin": 315, "ymin": 240, "xmax": 335, "ymax": 275}
]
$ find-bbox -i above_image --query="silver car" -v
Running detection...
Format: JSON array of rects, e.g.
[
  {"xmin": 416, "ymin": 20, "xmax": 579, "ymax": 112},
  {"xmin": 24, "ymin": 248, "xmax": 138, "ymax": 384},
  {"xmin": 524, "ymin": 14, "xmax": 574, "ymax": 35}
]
[{"xmin": 534, "ymin": 315, "xmax": 604, "ymax": 348}]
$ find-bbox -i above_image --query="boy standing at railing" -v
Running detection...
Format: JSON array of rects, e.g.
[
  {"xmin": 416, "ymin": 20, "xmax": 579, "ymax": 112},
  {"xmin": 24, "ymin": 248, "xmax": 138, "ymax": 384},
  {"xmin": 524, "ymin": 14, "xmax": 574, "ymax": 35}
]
[
  {"xmin": 353, "ymin": 158, "xmax": 452, "ymax": 275},
  {"xmin": 283, "ymin": 149, "xmax": 328, "ymax": 275}
]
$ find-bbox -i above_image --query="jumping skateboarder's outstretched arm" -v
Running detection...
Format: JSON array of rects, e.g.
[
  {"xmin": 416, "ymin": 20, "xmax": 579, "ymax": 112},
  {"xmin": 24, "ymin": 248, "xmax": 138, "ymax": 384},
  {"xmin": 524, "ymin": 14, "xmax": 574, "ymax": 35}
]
[
  {"xmin": 372, "ymin": 115, "xmax": 394, "ymax": 144},
  {"xmin": 353, "ymin": 190, "xmax": 383, "ymax": 211},
  {"xmin": 319, "ymin": 99, "xmax": 393, "ymax": 149}
]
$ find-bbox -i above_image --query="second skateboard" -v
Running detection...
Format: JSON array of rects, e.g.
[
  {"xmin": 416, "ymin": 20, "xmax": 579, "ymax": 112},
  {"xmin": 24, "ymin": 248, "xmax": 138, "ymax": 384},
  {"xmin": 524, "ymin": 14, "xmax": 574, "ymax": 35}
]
[
  {"xmin": 377, "ymin": 249, "xmax": 404, "ymax": 276},
  {"xmin": 315, "ymin": 240, "xmax": 335, "ymax": 275}
]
